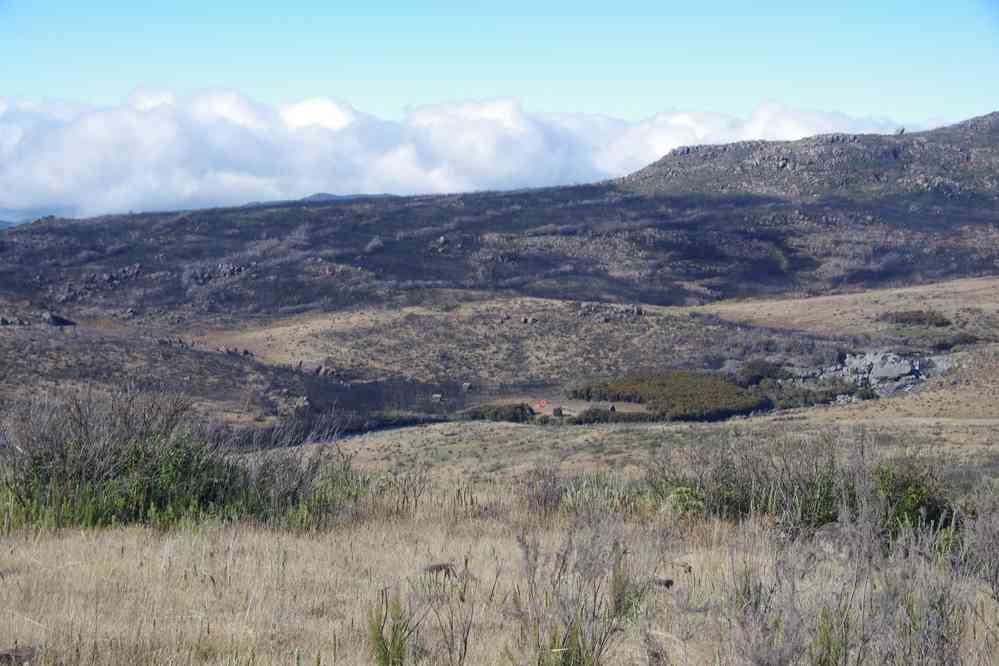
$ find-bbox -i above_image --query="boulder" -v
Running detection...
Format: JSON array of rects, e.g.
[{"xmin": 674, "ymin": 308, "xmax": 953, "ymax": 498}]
[
  {"xmin": 43, "ymin": 312, "xmax": 76, "ymax": 327},
  {"xmin": 844, "ymin": 352, "xmax": 915, "ymax": 382},
  {"xmin": 870, "ymin": 356, "xmax": 915, "ymax": 382}
]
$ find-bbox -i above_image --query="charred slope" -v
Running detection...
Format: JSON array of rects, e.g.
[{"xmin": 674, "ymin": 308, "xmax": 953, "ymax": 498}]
[{"xmin": 0, "ymin": 113, "xmax": 998, "ymax": 321}]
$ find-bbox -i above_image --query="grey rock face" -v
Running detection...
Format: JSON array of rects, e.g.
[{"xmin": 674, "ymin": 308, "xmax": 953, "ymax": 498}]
[
  {"xmin": 783, "ymin": 350, "xmax": 937, "ymax": 398},
  {"xmin": 845, "ymin": 352, "xmax": 915, "ymax": 382}
]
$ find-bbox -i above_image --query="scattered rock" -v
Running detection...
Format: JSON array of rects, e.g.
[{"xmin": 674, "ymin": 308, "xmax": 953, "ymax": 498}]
[
  {"xmin": 654, "ymin": 578, "xmax": 675, "ymax": 590},
  {"xmin": 44, "ymin": 312, "xmax": 76, "ymax": 327},
  {"xmin": 0, "ymin": 646, "xmax": 37, "ymax": 665},
  {"xmin": 419, "ymin": 562, "xmax": 457, "ymax": 578}
]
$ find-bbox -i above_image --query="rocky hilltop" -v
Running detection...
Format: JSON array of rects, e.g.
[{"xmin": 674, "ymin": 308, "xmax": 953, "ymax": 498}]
[{"xmin": 623, "ymin": 112, "xmax": 999, "ymax": 203}]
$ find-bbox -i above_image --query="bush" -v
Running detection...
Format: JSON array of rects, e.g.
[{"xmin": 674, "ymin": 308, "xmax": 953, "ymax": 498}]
[
  {"xmin": 367, "ymin": 589, "xmax": 424, "ymax": 666},
  {"xmin": 930, "ymin": 332, "xmax": 979, "ymax": 351},
  {"xmin": 646, "ymin": 431, "xmax": 955, "ymax": 537},
  {"xmin": 0, "ymin": 387, "xmax": 367, "ymax": 529},
  {"xmin": 735, "ymin": 359, "xmax": 792, "ymax": 387},
  {"xmin": 875, "ymin": 462, "xmax": 954, "ymax": 533},
  {"xmin": 570, "ymin": 371, "xmax": 770, "ymax": 422},
  {"xmin": 762, "ymin": 378, "xmax": 857, "ymax": 409},
  {"xmin": 508, "ymin": 527, "xmax": 652, "ymax": 666},
  {"xmin": 462, "ymin": 403, "xmax": 535, "ymax": 423},
  {"xmin": 569, "ymin": 409, "xmax": 656, "ymax": 425},
  {"xmin": 881, "ymin": 309, "xmax": 952, "ymax": 327}
]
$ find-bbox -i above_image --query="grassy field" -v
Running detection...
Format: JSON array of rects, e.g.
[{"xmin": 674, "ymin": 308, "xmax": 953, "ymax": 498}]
[
  {"xmin": 686, "ymin": 276, "xmax": 999, "ymax": 339},
  {"xmin": 3, "ymin": 426, "xmax": 999, "ymax": 665}
]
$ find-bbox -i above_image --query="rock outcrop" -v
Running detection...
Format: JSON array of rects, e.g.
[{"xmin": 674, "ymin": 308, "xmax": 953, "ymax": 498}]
[{"xmin": 787, "ymin": 350, "xmax": 954, "ymax": 397}]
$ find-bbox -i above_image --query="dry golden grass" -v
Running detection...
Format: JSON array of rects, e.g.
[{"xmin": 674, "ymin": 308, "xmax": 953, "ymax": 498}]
[
  {"xmin": 3, "ymin": 507, "xmax": 997, "ymax": 665},
  {"xmin": 195, "ymin": 296, "xmax": 719, "ymax": 385},
  {"xmin": 339, "ymin": 420, "xmax": 663, "ymax": 481},
  {"xmin": 333, "ymin": 412, "xmax": 999, "ymax": 488},
  {"xmin": 0, "ymin": 510, "xmax": 662, "ymax": 665},
  {"xmin": 684, "ymin": 275, "xmax": 999, "ymax": 338}
]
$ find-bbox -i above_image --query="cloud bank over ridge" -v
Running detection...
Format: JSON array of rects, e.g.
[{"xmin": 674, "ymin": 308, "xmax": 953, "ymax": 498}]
[{"xmin": 0, "ymin": 91, "xmax": 913, "ymax": 218}]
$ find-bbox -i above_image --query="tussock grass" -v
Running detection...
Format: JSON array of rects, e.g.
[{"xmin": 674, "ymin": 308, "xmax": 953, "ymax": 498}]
[
  {"xmin": 0, "ymin": 387, "xmax": 369, "ymax": 529},
  {"xmin": 1, "ymin": 389, "xmax": 998, "ymax": 664}
]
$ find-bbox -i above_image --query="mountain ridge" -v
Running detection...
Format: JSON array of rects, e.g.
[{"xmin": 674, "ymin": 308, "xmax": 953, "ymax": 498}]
[
  {"xmin": 1, "ymin": 110, "xmax": 998, "ymax": 324},
  {"xmin": 622, "ymin": 111, "xmax": 999, "ymax": 202}
]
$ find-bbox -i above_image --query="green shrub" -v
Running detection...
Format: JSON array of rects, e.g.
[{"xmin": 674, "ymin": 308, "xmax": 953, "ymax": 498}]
[
  {"xmin": 569, "ymin": 409, "xmax": 656, "ymax": 425},
  {"xmin": 463, "ymin": 403, "xmax": 535, "ymax": 423},
  {"xmin": 367, "ymin": 589, "xmax": 424, "ymax": 666},
  {"xmin": 735, "ymin": 359, "xmax": 792, "ymax": 387},
  {"xmin": 882, "ymin": 309, "xmax": 952, "ymax": 327},
  {"xmin": 0, "ymin": 388, "xmax": 368, "ymax": 529},
  {"xmin": 666, "ymin": 486, "xmax": 705, "ymax": 515},
  {"xmin": 570, "ymin": 371, "xmax": 770, "ymax": 422},
  {"xmin": 875, "ymin": 462, "xmax": 953, "ymax": 533},
  {"xmin": 930, "ymin": 332, "xmax": 979, "ymax": 351},
  {"xmin": 854, "ymin": 386, "xmax": 880, "ymax": 401},
  {"xmin": 647, "ymin": 433, "xmax": 955, "ymax": 536},
  {"xmin": 762, "ymin": 378, "xmax": 856, "ymax": 410}
]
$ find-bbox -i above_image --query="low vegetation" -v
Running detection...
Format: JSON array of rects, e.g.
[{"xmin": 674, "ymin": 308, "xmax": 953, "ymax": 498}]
[
  {"xmin": 2, "ymin": 388, "xmax": 998, "ymax": 664},
  {"xmin": 570, "ymin": 371, "xmax": 770, "ymax": 421},
  {"xmin": 0, "ymin": 388, "xmax": 369, "ymax": 530},
  {"xmin": 733, "ymin": 358, "xmax": 793, "ymax": 387},
  {"xmin": 881, "ymin": 308, "xmax": 954, "ymax": 328},
  {"xmin": 461, "ymin": 402, "xmax": 536, "ymax": 423}
]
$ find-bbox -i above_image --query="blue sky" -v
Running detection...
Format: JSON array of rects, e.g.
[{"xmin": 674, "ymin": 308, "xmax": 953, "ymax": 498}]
[
  {"xmin": 3, "ymin": 0, "xmax": 996, "ymax": 122},
  {"xmin": 0, "ymin": 1, "xmax": 997, "ymax": 217}
]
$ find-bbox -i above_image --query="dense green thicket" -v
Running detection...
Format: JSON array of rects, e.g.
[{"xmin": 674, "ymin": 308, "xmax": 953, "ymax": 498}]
[
  {"xmin": 570, "ymin": 371, "xmax": 770, "ymax": 421},
  {"xmin": 462, "ymin": 403, "xmax": 536, "ymax": 423},
  {"xmin": 569, "ymin": 409, "xmax": 657, "ymax": 425},
  {"xmin": 734, "ymin": 359, "xmax": 793, "ymax": 387}
]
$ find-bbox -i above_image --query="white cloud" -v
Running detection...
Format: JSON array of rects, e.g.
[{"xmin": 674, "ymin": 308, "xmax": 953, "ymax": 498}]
[
  {"xmin": 0, "ymin": 90, "xmax": 920, "ymax": 218},
  {"xmin": 280, "ymin": 97, "xmax": 357, "ymax": 132}
]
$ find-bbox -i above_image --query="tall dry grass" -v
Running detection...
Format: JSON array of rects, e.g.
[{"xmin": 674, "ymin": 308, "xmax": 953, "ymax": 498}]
[{"xmin": 0, "ymin": 388, "xmax": 997, "ymax": 664}]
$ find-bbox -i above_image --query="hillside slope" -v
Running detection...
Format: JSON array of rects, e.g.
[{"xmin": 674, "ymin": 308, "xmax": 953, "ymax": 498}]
[{"xmin": 0, "ymin": 112, "xmax": 997, "ymax": 328}]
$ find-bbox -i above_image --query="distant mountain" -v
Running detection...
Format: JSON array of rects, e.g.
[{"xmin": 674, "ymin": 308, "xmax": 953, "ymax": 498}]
[
  {"xmin": 2, "ymin": 111, "xmax": 999, "ymax": 320},
  {"xmin": 243, "ymin": 192, "xmax": 397, "ymax": 208},
  {"xmin": 301, "ymin": 192, "xmax": 395, "ymax": 203}
]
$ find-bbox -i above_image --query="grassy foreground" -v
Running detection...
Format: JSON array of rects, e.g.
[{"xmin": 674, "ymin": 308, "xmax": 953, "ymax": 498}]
[{"xmin": 2, "ymin": 389, "xmax": 999, "ymax": 665}]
